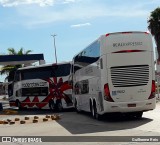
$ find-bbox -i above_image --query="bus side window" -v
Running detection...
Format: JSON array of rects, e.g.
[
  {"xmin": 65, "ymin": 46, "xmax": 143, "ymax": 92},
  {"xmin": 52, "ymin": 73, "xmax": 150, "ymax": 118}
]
[
  {"xmin": 81, "ymin": 80, "xmax": 89, "ymax": 94},
  {"xmin": 100, "ymin": 58, "xmax": 103, "ymax": 69},
  {"xmin": 16, "ymin": 89, "xmax": 22, "ymax": 97}
]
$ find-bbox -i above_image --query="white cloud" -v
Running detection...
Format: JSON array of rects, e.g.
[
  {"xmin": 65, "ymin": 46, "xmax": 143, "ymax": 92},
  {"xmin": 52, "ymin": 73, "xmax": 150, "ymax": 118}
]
[
  {"xmin": 71, "ymin": 23, "xmax": 91, "ymax": 28},
  {"xmin": 0, "ymin": 0, "xmax": 54, "ymax": 7},
  {"xmin": 0, "ymin": 0, "xmax": 77, "ymax": 7},
  {"xmin": 22, "ymin": 4, "xmax": 147, "ymax": 28},
  {"xmin": 62, "ymin": 0, "xmax": 76, "ymax": 4},
  {"xmin": 1, "ymin": 0, "xmax": 160, "ymax": 28}
]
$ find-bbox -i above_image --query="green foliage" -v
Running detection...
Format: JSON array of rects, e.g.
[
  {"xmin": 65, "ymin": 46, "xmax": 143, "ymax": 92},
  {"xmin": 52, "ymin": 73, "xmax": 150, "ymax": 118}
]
[
  {"xmin": 0, "ymin": 48, "xmax": 32, "ymax": 77},
  {"xmin": 7, "ymin": 47, "xmax": 32, "ymax": 55},
  {"xmin": 148, "ymin": 7, "xmax": 160, "ymax": 35},
  {"xmin": 148, "ymin": 7, "xmax": 160, "ymax": 60}
]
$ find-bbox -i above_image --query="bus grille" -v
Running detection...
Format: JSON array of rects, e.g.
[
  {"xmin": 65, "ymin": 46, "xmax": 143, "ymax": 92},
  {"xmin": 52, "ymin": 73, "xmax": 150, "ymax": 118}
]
[{"xmin": 111, "ymin": 65, "xmax": 149, "ymax": 87}]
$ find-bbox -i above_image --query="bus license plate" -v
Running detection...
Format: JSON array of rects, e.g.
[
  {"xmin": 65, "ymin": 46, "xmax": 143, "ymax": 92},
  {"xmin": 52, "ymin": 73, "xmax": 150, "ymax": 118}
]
[{"xmin": 128, "ymin": 104, "xmax": 136, "ymax": 107}]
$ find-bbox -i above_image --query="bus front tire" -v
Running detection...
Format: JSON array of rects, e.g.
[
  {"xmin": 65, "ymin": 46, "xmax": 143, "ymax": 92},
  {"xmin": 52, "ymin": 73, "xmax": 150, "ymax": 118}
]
[
  {"xmin": 56, "ymin": 100, "xmax": 63, "ymax": 112},
  {"xmin": 16, "ymin": 101, "xmax": 23, "ymax": 110}
]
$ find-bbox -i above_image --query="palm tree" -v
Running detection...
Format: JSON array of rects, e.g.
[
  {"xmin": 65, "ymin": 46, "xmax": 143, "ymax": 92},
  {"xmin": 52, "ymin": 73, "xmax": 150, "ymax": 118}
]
[
  {"xmin": 148, "ymin": 7, "xmax": 160, "ymax": 61},
  {"xmin": 7, "ymin": 47, "xmax": 32, "ymax": 55},
  {"xmin": 0, "ymin": 47, "xmax": 32, "ymax": 76}
]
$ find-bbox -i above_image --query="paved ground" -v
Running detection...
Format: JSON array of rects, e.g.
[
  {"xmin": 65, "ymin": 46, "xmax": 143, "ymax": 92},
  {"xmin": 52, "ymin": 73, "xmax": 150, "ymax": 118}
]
[{"xmin": 0, "ymin": 100, "xmax": 160, "ymax": 145}]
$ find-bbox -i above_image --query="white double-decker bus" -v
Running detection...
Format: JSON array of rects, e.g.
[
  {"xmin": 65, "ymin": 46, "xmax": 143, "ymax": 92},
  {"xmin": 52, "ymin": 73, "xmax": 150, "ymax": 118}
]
[
  {"xmin": 8, "ymin": 62, "xmax": 73, "ymax": 111},
  {"xmin": 73, "ymin": 31, "xmax": 156, "ymax": 119}
]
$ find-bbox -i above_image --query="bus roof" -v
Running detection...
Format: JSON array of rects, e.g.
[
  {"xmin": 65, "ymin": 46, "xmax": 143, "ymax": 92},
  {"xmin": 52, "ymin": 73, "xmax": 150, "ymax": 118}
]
[
  {"xmin": 105, "ymin": 31, "xmax": 150, "ymax": 37},
  {"xmin": 18, "ymin": 61, "xmax": 72, "ymax": 70},
  {"xmin": 73, "ymin": 31, "xmax": 150, "ymax": 59}
]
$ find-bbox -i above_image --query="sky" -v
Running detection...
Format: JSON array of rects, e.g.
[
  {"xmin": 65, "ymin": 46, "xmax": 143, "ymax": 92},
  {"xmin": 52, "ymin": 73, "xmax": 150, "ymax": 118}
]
[{"xmin": 0, "ymin": 0, "xmax": 160, "ymax": 81}]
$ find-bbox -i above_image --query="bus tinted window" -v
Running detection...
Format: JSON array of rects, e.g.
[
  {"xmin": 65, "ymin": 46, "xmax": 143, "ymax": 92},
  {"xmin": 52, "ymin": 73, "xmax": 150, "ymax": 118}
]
[
  {"xmin": 21, "ymin": 66, "xmax": 52, "ymax": 80},
  {"xmin": 21, "ymin": 63, "xmax": 71, "ymax": 80},
  {"xmin": 22, "ymin": 87, "xmax": 48, "ymax": 96},
  {"xmin": 74, "ymin": 40, "xmax": 100, "ymax": 71},
  {"xmin": 75, "ymin": 80, "xmax": 89, "ymax": 94},
  {"xmin": 54, "ymin": 63, "xmax": 71, "ymax": 77},
  {"xmin": 8, "ymin": 70, "xmax": 16, "ymax": 82}
]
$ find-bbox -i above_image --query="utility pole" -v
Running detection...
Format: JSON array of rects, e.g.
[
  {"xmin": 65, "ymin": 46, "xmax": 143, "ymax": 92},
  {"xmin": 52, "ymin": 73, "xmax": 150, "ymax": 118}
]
[{"xmin": 51, "ymin": 34, "xmax": 58, "ymax": 64}]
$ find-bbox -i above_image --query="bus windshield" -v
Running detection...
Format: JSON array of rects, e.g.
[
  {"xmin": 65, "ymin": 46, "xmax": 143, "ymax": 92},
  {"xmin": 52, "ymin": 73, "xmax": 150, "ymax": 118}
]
[{"xmin": 21, "ymin": 63, "xmax": 71, "ymax": 80}]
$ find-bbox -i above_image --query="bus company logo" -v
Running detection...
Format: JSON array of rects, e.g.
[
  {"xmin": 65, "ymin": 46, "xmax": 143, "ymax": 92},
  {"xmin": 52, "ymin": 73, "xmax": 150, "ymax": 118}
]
[
  {"xmin": 22, "ymin": 82, "xmax": 48, "ymax": 88},
  {"xmin": 20, "ymin": 77, "xmax": 73, "ymax": 108},
  {"xmin": 112, "ymin": 91, "xmax": 117, "ymax": 96},
  {"xmin": 117, "ymin": 90, "xmax": 125, "ymax": 93},
  {"xmin": 113, "ymin": 42, "xmax": 143, "ymax": 47},
  {"xmin": 47, "ymin": 77, "xmax": 72, "ymax": 103},
  {"xmin": 112, "ymin": 90, "xmax": 125, "ymax": 96}
]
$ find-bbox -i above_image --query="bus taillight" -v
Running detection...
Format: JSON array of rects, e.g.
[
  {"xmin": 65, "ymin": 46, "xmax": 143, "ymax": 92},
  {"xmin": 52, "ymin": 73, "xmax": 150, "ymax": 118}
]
[
  {"xmin": 145, "ymin": 32, "xmax": 150, "ymax": 34},
  {"xmin": 104, "ymin": 83, "xmax": 114, "ymax": 102},
  {"xmin": 106, "ymin": 34, "xmax": 110, "ymax": 37},
  {"xmin": 148, "ymin": 80, "xmax": 156, "ymax": 99}
]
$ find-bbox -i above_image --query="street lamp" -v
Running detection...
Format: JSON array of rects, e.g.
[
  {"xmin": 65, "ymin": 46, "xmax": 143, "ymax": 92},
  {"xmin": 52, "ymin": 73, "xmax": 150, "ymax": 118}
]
[{"xmin": 51, "ymin": 34, "xmax": 58, "ymax": 64}]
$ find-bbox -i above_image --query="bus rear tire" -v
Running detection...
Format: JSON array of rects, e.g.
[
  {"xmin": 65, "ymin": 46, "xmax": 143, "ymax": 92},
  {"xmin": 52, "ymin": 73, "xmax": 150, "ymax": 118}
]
[
  {"xmin": 90, "ymin": 100, "xmax": 93, "ymax": 116},
  {"xmin": 56, "ymin": 100, "xmax": 63, "ymax": 112},
  {"xmin": 126, "ymin": 112, "xmax": 143, "ymax": 119},
  {"xmin": 135, "ymin": 112, "xmax": 143, "ymax": 119},
  {"xmin": 49, "ymin": 100, "xmax": 55, "ymax": 111},
  {"xmin": 75, "ymin": 100, "xmax": 81, "ymax": 113},
  {"xmin": 93, "ymin": 101, "xmax": 102, "ymax": 120}
]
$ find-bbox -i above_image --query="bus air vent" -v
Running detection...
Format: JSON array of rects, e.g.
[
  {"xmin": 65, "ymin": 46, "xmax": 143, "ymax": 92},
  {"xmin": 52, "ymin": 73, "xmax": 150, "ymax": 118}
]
[{"xmin": 111, "ymin": 65, "xmax": 149, "ymax": 87}]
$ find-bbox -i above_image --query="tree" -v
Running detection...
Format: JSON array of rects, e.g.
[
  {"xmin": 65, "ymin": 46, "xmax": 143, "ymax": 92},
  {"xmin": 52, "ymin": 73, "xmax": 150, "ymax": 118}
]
[
  {"xmin": 7, "ymin": 47, "xmax": 32, "ymax": 55},
  {"xmin": 148, "ymin": 7, "xmax": 160, "ymax": 61},
  {"xmin": 0, "ymin": 47, "xmax": 32, "ymax": 76}
]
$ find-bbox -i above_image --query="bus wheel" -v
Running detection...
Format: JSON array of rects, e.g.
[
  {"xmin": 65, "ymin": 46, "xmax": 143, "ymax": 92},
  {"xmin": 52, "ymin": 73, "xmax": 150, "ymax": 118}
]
[
  {"xmin": 135, "ymin": 112, "xmax": 143, "ymax": 119},
  {"xmin": 126, "ymin": 112, "xmax": 143, "ymax": 119},
  {"xmin": 91, "ymin": 102, "xmax": 95, "ymax": 118},
  {"xmin": 90, "ymin": 100, "xmax": 93, "ymax": 116},
  {"xmin": 49, "ymin": 100, "xmax": 55, "ymax": 111},
  {"xmin": 91, "ymin": 107, "xmax": 94, "ymax": 118},
  {"xmin": 56, "ymin": 101, "xmax": 63, "ymax": 112},
  {"xmin": 16, "ymin": 101, "xmax": 23, "ymax": 110},
  {"xmin": 75, "ymin": 100, "xmax": 81, "ymax": 113},
  {"xmin": 93, "ymin": 102, "xmax": 102, "ymax": 120}
]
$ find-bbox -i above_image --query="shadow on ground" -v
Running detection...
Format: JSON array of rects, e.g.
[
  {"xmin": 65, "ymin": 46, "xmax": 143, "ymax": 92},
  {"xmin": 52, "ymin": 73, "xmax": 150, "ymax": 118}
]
[
  {"xmin": 0, "ymin": 107, "xmax": 153, "ymax": 135},
  {"xmin": 56, "ymin": 111, "xmax": 153, "ymax": 134}
]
